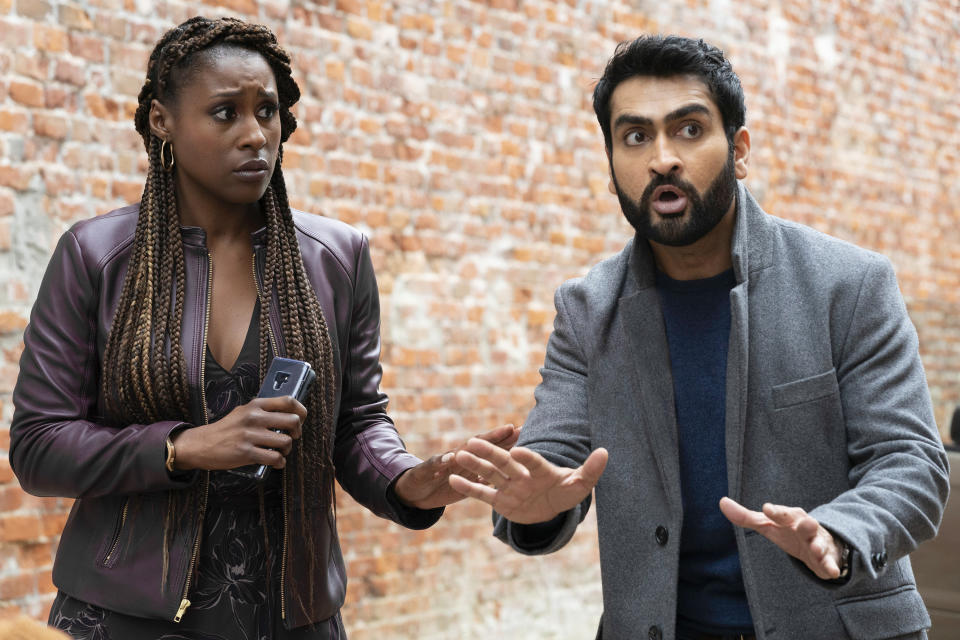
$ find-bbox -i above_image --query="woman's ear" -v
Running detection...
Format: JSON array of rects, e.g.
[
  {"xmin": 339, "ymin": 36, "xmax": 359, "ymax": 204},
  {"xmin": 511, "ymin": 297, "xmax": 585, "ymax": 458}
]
[{"xmin": 148, "ymin": 99, "xmax": 174, "ymax": 141}]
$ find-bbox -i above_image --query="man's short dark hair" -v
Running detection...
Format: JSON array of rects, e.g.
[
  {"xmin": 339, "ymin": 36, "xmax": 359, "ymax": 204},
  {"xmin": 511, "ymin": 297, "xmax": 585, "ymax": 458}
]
[{"xmin": 593, "ymin": 35, "xmax": 746, "ymax": 149}]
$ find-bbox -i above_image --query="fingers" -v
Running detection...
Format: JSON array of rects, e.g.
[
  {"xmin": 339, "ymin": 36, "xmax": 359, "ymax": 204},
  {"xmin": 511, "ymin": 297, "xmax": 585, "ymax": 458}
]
[
  {"xmin": 719, "ymin": 497, "xmax": 772, "ymax": 530},
  {"xmin": 448, "ymin": 473, "xmax": 499, "ymax": 505},
  {"xmin": 762, "ymin": 503, "xmax": 806, "ymax": 526},
  {"xmin": 819, "ymin": 545, "xmax": 841, "ymax": 579},
  {"xmin": 250, "ymin": 396, "xmax": 306, "ymax": 439},
  {"xmin": 462, "ymin": 438, "xmax": 529, "ymax": 480},
  {"xmin": 476, "ymin": 424, "xmax": 519, "ymax": 448},
  {"xmin": 577, "ymin": 448, "xmax": 608, "ymax": 486},
  {"xmin": 454, "ymin": 449, "xmax": 516, "ymax": 489},
  {"xmin": 251, "ymin": 429, "xmax": 294, "ymax": 456}
]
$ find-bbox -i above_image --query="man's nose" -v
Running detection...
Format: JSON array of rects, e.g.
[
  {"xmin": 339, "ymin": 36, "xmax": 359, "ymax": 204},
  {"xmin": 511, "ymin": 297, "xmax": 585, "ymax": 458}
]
[{"xmin": 648, "ymin": 135, "xmax": 682, "ymax": 176}]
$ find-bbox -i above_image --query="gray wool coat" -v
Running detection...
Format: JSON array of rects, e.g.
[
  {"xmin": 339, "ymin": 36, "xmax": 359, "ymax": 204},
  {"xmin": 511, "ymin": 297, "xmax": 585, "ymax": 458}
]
[{"xmin": 493, "ymin": 183, "xmax": 949, "ymax": 640}]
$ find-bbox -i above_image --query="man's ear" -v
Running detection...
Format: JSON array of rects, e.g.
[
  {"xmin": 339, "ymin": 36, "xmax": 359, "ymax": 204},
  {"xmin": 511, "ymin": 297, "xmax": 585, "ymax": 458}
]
[
  {"xmin": 605, "ymin": 146, "xmax": 616, "ymax": 195},
  {"xmin": 732, "ymin": 126, "xmax": 750, "ymax": 180},
  {"xmin": 148, "ymin": 99, "xmax": 174, "ymax": 141}
]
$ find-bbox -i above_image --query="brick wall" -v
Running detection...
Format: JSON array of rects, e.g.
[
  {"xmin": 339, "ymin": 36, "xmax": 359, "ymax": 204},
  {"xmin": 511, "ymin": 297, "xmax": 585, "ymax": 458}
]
[{"xmin": 0, "ymin": 1, "xmax": 957, "ymax": 637}]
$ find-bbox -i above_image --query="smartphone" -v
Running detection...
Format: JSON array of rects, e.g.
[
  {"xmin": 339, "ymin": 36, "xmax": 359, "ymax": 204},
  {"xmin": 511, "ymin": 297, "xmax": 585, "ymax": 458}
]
[{"xmin": 227, "ymin": 356, "xmax": 316, "ymax": 481}]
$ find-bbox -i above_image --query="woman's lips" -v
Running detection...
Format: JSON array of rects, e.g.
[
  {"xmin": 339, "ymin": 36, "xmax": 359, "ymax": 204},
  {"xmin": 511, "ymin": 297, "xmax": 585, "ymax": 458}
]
[
  {"xmin": 651, "ymin": 185, "xmax": 688, "ymax": 215},
  {"xmin": 233, "ymin": 159, "xmax": 270, "ymax": 182}
]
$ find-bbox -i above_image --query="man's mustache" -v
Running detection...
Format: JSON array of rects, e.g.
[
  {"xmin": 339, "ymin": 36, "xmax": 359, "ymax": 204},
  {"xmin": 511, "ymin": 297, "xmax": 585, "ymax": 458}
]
[{"xmin": 642, "ymin": 174, "xmax": 697, "ymax": 202}]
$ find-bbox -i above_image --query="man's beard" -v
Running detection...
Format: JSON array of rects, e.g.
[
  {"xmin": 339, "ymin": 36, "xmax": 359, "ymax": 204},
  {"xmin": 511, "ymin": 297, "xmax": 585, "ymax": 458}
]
[{"xmin": 613, "ymin": 148, "xmax": 737, "ymax": 247}]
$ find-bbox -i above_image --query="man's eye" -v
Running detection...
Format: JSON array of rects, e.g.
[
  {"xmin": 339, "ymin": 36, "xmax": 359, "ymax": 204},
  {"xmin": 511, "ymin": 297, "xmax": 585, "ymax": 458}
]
[
  {"xmin": 679, "ymin": 123, "xmax": 702, "ymax": 138},
  {"xmin": 624, "ymin": 131, "xmax": 647, "ymax": 146}
]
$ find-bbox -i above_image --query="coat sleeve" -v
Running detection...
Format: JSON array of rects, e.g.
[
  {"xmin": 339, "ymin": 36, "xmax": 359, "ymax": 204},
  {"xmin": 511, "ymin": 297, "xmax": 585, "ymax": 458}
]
[
  {"xmin": 809, "ymin": 254, "xmax": 949, "ymax": 583},
  {"xmin": 10, "ymin": 229, "xmax": 195, "ymax": 498},
  {"xmin": 331, "ymin": 234, "xmax": 442, "ymax": 529},
  {"xmin": 493, "ymin": 281, "xmax": 594, "ymax": 554}
]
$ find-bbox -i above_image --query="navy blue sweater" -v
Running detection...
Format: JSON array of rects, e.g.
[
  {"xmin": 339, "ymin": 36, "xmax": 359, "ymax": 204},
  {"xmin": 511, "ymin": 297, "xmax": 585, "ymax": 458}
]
[{"xmin": 656, "ymin": 268, "xmax": 753, "ymax": 634}]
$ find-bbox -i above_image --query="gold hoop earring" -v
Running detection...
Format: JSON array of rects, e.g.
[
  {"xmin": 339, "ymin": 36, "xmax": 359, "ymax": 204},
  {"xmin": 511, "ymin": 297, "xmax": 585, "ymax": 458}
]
[{"xmin": 160, "ymin": 140, "xmax": 175, "ymax": 172}]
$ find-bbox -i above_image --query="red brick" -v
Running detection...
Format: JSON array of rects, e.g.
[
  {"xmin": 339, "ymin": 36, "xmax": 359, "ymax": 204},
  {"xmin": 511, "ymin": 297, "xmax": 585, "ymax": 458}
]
[
  {"xmin": 0, "ymin": 166, "xmax": 33, "ymax": 191},
  {"xmin": 41, "ymin": 513, "xmax": 68, "ymax": 537},
  {"xmin": 68, "ymin": 32, "xmax": 104, "ymax": 62},
  {"xmin": 93, "ymin": 13, "xmax": 127, "ymax": 39},
  {"xmin": 0, "ymin": 485, "xmax": 22, "ymax": 512},
  {"xmin": 336, "ymin": 0, "xmax": 363, "ymax": 14},
  {"xmin": 9, "ymin": 80, "xmax": 43, "ymax": 108},
  {"xmin": 15, "ymin": 542, "xmax": 55, "ymax": 570},
  {"xmin": 14, "ymin": 51, "xmax": 50, "ymax": 80},
  {"xmin": 54, "ymin": 57, "xmax": 86, "ymax": 85},
  {"xmin": 0, "ymin": 18, "xmax": 31, "ymax": 48},
  {"xmin": 0, "ymin": 573, "xmax": 33, "ymax": 600},
  {"xmin": 346, "ymin": 17, "xmax": 372, "ymax": 40},
  {"xmin": 0, "ymin": 110, "xmax": 28, "ymax": 132},
  {"xmin": 59, "ymin": 3, "xmax": 94, "ymax": 30},
  {"xmin": 33, "ymin": 113, "xmax": 69, "ymax": 139},
  {"xmin": 15, "ymin": 0, "xmax": 50, "ymax": 20},
  {"xmin": 33, "ymin": 23, "xmax": 67, "ymax": 52},
  {"xmin": 112, "ymin": 179, "xmax": 142, "ymax": 203},
  {"xmin": 0, "ymin": 515, "xmax": 41, "ymax": 542},
  {"xmin": 0, "ymin": 311, "xmax": 27, "ymax": 334}
]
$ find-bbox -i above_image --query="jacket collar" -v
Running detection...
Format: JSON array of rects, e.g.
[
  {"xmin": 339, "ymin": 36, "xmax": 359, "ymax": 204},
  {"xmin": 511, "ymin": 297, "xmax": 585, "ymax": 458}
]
[{"xmin": 177, "ymin": 225, "xmax": 270, "ymax": 249}]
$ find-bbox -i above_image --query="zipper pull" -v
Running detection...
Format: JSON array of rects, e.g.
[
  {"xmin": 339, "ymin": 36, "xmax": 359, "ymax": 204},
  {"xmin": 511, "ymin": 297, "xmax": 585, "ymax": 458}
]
[{"xmin": 174, "ymin": 598, "xmax": 191, "ymax": 623}]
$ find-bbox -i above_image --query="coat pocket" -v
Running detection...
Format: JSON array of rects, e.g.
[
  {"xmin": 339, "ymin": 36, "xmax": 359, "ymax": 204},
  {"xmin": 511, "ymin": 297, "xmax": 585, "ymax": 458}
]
[
  {"xmin": 97, "ymin": 497, "xmax": 130, "ymax": 568},
  {"xmin": 772, "ymin": 369, "xmax": 839, "ymax": 410},
  {"xmin": 835, "ymin": 585, "xmax": 930, "ymax": 639}
]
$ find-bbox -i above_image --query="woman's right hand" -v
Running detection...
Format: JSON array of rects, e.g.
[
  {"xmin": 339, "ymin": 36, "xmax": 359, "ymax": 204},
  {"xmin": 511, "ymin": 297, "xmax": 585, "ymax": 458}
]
[{"xmin": 170, "ymin": 396, "xmax": 305, "ymax": 471}]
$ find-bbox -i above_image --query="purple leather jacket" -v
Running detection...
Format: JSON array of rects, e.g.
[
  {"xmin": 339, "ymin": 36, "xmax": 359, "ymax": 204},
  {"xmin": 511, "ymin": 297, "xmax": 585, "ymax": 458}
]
[{"xmin": 10, "ymin": 204, "xmax": 441, "ymax": 629}]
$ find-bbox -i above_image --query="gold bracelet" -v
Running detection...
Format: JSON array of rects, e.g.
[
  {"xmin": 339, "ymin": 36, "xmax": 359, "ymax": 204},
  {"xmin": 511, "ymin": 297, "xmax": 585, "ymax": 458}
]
[{"xmin": 165, "ymin": 436, "xmax": 176, "ymax": 473}]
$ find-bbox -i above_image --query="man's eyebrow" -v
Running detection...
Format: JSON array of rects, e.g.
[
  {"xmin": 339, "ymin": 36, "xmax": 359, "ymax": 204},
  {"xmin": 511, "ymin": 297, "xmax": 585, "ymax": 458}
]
[
  {"xmin": 664, "ymin": 103, "xmax": 711, "ymax": 122},
  {"xmin": 612, "ymin": 103, "xmax": 712, "ymax": 130},
  {"xmin": 612, "ymin": 114, "xmax": 653, "ymax": 130}
]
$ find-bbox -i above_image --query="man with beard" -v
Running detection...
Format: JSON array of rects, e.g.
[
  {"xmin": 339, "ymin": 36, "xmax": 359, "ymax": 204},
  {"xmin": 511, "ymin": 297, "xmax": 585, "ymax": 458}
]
[{"xmin": 449, "ymin": 35, "xmax": 948, "ymax": 640}]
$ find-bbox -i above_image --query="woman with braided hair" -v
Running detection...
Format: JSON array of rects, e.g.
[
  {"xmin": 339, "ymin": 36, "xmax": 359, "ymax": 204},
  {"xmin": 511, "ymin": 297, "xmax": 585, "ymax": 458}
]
[{"xmin": 11, "ymin": 16, "xmax": 517, "ymax": 639}]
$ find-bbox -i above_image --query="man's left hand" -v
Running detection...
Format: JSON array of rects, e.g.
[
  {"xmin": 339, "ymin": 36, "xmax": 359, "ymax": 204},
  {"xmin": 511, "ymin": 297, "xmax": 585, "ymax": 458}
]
[
  {"xmin": 719, "ymin": 497, "xmax": 843, "ymax": 580},
  {"xmin": 393, "ymin": 424, "xmax": 521, "ymax": 510}
]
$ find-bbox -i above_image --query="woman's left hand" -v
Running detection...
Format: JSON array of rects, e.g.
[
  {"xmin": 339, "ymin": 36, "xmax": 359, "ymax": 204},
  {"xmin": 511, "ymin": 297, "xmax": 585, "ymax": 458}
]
[{"xmin": 393, "ymin": 424, "xmax": 521, "ymax": 510}]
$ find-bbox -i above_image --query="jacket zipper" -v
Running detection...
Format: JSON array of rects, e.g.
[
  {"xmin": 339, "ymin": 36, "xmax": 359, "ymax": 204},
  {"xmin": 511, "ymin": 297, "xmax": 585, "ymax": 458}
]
[
  {"xmin": 252, "ymin": 252, "xmax": 287, "ymax": 620},
  {"xmin": 101, "ymin": 497, "xmax": 129, "ymax": 566},
  {"xmin": 174, "ymin": 251, "xmax": 214, "ymax": 623}
]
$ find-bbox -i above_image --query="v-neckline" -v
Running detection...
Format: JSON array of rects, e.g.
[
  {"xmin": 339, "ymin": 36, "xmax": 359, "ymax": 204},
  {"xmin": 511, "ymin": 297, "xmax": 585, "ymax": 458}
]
[{"xmin": 206, "ymin": 300, "xmax": 261, "ymax": 375}]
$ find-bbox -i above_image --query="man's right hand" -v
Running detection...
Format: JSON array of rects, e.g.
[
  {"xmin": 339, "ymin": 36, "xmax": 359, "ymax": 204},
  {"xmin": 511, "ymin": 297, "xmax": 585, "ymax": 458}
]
[{"xmin": 448, "ymin": 437, "xmax": 608, "ymax": 524}]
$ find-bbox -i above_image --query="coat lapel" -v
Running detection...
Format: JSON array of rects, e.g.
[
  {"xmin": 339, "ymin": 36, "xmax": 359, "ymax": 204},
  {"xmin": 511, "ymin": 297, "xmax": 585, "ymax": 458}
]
[
  {"xmin": 617, "ymin": 239, "xmax": 683, "ymax": 517},
  {"xmin": 725, "ymin": 183, "xmax": 774, "ymax": 502}
]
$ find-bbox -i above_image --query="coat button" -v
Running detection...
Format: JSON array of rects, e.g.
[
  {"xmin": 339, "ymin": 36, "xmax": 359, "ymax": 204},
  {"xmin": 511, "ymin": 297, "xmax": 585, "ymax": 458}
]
[
  {"xmin": 655, "ymin": 525, "xmax": 669, "ymax": 546},
  {"xmin": 648, "ymin": 625, "xmax": 662, "ymax": 640}
]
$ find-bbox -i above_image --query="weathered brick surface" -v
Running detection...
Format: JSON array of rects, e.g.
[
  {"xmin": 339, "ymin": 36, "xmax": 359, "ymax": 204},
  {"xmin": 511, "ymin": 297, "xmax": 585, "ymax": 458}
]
[{"xmin": 0, "ymin": 1, "xmax": 958, "ymax": 637}]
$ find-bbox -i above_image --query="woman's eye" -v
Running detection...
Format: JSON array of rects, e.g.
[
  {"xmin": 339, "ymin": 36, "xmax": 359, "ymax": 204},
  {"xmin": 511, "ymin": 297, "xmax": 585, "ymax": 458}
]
[
  {"xmin": 679, "ymin": 123, "xmax": 702, "ymax": 138},
  {"xmin": 212, "ymin": 106, "xmax": 236, "ymax": 121},
  {"xmin": 257, "ymin": 104, "xmax": 278, "ymax": 119},
  {"xmin": 624, "ymin": 131, "xmax": 647, "ymax": 146}
]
